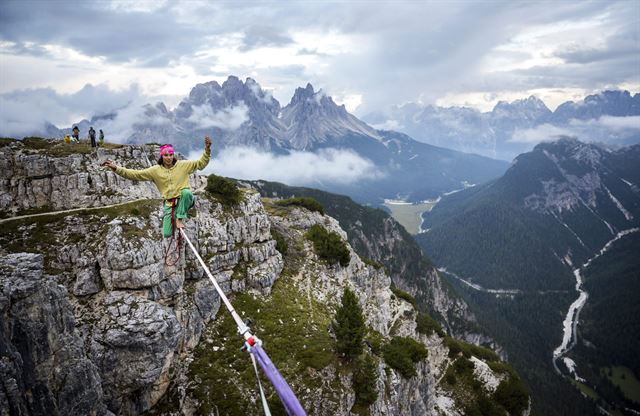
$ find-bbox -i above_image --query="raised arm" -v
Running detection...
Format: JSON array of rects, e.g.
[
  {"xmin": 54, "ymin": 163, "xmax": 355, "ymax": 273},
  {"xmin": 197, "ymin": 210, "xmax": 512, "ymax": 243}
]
[
  {"xmin": 183, "ymin": 136, "xmax": 212, "ymax": 173},
  {"xmin": 102, "ymin": 160, "xmax": 156, "ymax": 181}
]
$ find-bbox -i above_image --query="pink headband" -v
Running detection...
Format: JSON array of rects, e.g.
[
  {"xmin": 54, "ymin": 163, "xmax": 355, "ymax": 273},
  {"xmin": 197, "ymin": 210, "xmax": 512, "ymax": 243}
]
[{"xmin": 159, "ymin": 144, "xmax": 174, "ymax": 156}]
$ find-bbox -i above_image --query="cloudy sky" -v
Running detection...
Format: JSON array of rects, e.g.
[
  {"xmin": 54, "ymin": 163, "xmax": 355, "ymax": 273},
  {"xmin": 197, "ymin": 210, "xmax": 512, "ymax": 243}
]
[{"xmin": 1, "ymin": 0, "xmax": 638, "ymax": 127}]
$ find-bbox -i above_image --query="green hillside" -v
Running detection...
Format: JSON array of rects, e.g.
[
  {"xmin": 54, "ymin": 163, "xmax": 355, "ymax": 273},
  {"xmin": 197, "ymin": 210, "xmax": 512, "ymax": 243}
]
[
  {"xmin": 241, "ymin": 179, "xmax": 481, "ymax": 335},
  {"xmin": 414, "ymin": 140, "xmax": 640, "ymax": 415}
]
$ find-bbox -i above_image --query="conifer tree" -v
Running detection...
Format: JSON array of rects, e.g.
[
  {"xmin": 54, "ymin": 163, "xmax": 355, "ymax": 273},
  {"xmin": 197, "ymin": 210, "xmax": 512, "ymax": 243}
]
[
  {"xmin": 333, "ymin": 287, "xmax": 365, "ymax": 359},
  {"xmin": 352, "ymin": 354, "xmax": 379, "ymax": 408}
]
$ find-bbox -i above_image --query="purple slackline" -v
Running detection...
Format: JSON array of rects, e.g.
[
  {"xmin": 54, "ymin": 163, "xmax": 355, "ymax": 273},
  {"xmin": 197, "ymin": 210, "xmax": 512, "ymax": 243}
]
[{"xmin": 251, "ymin": 344, "xmax": 306, "ymax": 416}]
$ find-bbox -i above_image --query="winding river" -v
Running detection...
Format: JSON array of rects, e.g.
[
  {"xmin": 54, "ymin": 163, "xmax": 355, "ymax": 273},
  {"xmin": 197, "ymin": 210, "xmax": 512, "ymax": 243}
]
[{"xmin": 552, "ymin": 228, "xmax": 639, "ymax": 375}]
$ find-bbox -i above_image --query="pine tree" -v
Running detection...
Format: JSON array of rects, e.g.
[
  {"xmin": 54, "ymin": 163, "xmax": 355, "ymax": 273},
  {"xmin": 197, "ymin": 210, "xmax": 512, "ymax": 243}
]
[
  {"xmin": 333, "ymin": 287, "xmax": 365, "ymax": 360},
  {"xmin": 352, "ymin": 354, "xmax": 379, "ymax": 408}
]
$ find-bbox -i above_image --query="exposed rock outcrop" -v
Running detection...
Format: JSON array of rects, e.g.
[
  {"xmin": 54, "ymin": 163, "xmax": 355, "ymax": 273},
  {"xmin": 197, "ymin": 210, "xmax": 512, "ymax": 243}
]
[{"xmin": 0, "ymin": 141, "xmax": 528, "ymax": 415}]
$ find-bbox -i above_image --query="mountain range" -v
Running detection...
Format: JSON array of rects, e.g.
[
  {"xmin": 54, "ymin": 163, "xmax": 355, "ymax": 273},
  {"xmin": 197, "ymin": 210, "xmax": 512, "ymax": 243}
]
[
  {"xmin": 416, "ymin": 138, "xmax": 640, "ymax": 415},
  {"xmin": 42, "ymin": 78, "xmax": 639, "ymax": 206},
  {"xmin": 363, "ymin": 91, "xmax": 640, "ymax": 161},
  {"xmin": 57, "ymin": 76, "xmax": 510, "ymax": 205}
]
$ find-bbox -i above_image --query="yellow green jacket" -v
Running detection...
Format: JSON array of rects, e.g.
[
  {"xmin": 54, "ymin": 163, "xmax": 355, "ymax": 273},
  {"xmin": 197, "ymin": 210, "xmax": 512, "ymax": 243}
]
[{"xmin": 114, "ymin": 149, "xmax": 210, "ymax": 200}]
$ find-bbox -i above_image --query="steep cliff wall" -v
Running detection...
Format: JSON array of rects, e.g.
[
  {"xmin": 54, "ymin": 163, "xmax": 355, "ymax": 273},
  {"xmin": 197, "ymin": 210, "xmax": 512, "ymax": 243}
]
[{"xmin": 0, "ymin": 139, "xmax": 528, "ymax": 415}]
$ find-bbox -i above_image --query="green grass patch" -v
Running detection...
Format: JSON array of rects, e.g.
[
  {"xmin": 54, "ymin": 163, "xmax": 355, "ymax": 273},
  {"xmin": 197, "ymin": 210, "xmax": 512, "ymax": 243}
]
[
  {"xmin": 382, "ymin": 201, "xmax": 435, "ymax": 235},
  {"xmin": 305, "ymin": 224, "xmax": 350, "ymax": 267},
  {"xmin": 6, "ymin": 205, "xmax": 53, "ymax": 219},
  {"xmin": 570, "ymin": 379, "xmax": 600, "ymax": 401},
  {"xmin": 19, "ymin": 137, "xmax": 98, "ymax": 157},
  {"xmin": 275, "ymin": 197, "xmax": 324, "ymax": 215},
  {"xmin": 390, "ymin": 287, "xmax": 417, "ymax": 308},
  {"xmin": 99, "ymin": 142, "xmax": 125, "ymax": 149},
  {"xmin": 120, "ymin": 222, "xmax": 150, "ymax": 240},
  {"xmin": 22, "ymin": 137, "xmax": 51, "ymax": 149},
  {"xmin": 605, "ymin": 366, "xmax": 640, "ymax": 403},
  {"xmin": 0, "ymin": 137, "xmax": 18, "ymax": 146},
  {"xmin": 0, "ymin": 199, "xmax": 160, "ymax": 272},
  {"xmin": 187, "ymin": 274, "xmax": 336, "ymax": 414},
  {"xmin": 444, "ymin": 336, "xmax": 500, "ymax": 362},
  {"xmin": 360, "ymin": 256, "xmax": 384, "ymax": 270}
]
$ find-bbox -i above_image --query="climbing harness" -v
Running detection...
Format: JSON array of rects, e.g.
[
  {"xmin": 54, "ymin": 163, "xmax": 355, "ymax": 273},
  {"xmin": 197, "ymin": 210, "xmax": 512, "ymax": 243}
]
[
  {"xmin": 163, "ymin": 198, "xmax": 182, "ymax": 267},
  {"xmin": 180, "ymin": 228, "xmax": 306, "ymax": 416}
]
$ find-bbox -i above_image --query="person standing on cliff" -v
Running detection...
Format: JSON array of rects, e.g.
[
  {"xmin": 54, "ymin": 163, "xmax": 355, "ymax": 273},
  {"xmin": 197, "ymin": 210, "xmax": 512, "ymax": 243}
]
[
  {"xmin": 102, "ymin": 136, "xmax": 212, "ymax": 238},
  {"xmin": 89, "ymin": 127, "xmax": 97, "ymax": 147}
]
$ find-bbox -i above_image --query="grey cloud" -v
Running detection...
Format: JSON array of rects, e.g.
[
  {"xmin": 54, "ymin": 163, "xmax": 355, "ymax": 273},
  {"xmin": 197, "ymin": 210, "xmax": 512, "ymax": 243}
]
[
  {"xmin": 296, "ymin": 48, "xmax": 328, "ymax": 57},
  {"xmin": 555, "ymin": 21, "xmax": 640, "ymax": 65},
  {"xmin": 240, "ymin": 25, "xmax": 294, "ymax": 51},
  {"xmin": 194, "ymin": 146, "xmax": 383, "ymax": 185},
  {"xmin": 508, "ymin": 54, "xmax": 640, "ymax": 89},
  {"xmin": 1, "ymin": 0, "xmax": 637, "ymax": 120},
  {"xmin": 0, "ymin": 1, "xmax": 200, "ymax": 66},
  {"xmin": 186, "ymin": 103, "xmax": 249, "ymax": 130},
  {"xmin": 510, "ymin": 116, "xmax": 640, "ymax": 145},
  {"xmin": 0, "ymin": 83, "xmax": 144, "ymax": 136},
  {"xmin": 0, "ymin": 41, "xmax": 50, "ymax": 58}
]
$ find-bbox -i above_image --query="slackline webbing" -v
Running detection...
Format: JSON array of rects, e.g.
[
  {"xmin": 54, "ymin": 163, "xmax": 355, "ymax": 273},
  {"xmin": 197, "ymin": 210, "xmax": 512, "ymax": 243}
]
[{"xmin": 180, "ymin": 229, "xmax": 306, "ymax": 416}]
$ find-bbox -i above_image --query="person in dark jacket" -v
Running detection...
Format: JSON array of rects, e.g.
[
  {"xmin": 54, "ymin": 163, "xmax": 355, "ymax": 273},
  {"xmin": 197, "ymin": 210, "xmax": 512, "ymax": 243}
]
[
  {"xmin": 72, "ymin": 126, "xmax": 80, "ymax": 142},
  {"xmin": 89, "ymin": 127, "xmax": 96, "ymax": 147}
]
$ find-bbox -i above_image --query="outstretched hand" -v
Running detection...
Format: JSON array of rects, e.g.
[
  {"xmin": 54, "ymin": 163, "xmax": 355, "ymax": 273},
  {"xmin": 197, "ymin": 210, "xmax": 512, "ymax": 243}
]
[
  {"xmin": 101, "ymin": 159, "xmax": 117, "ymax": 171},
  {"xmin": 204, "ymin": 135, "xmax": 212, "ymax": 151}
]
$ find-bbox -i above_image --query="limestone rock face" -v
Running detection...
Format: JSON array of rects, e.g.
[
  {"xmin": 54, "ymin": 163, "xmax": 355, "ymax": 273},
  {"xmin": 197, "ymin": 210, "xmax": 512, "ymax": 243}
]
[
  {"xmin": 0, "ymin": 142, "xmax": 206, "ymax": 215},
  {"xmin": 90, "ymin": 292, "xmax": 183, "ymax": 414},
  {"xmin": 0, "ymin": 142, "xmax": 284, "ymax": 414},
  {"xmin": 348, "ymin": 214, "xmax": 503, "ymax": 354},
  {"xmin": 0, "ymin": 253, "xmax": 111, "ymax": 416}
]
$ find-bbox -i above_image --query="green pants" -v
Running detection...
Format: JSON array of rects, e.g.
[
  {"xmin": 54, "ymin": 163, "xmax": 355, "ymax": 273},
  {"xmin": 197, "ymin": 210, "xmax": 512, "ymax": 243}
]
[{"xmin": 163, "ymin": 189, "xmax": 194, "ymax": 238}]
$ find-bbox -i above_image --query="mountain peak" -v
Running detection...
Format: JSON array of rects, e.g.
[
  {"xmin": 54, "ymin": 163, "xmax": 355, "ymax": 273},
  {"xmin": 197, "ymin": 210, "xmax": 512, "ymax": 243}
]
[
  {"xmin": 493, "ymin": 96, "xmax": 550, "ymax": 113},
  {"xmin": 534, "ymin": 137, "xmax": 607, "ymax": 170},
  {"xmin": 220, "ymin": 75, "xmax": 245, "ymax": 90},
  {"xmin": 290, "ymin": 83, "xmax": 317, "ymax": 105}
]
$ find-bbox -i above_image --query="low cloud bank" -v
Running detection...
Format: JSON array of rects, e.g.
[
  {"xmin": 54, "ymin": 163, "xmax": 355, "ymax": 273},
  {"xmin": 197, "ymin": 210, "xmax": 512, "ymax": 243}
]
[
  {"xmin": 190, "ymin": 146, "xmax": 382, "ymax": 186},
  {"xmin": 187, "ymin": 103, "xmax": 249, "ymax": 130},
  {"xmin": 510, "ymin": 116, "xmax": 640, "ymax": 144},
  {"xmin": 0, "ymin": 83, "xmax": 142, "ymax": 137}
]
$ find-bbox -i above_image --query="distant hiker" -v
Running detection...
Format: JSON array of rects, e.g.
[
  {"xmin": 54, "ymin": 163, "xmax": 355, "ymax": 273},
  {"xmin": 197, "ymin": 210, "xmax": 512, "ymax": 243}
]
[
  {"xmin": 99, "ymin": 129, "xmax": 104, "ymax": 146},
  {"xmin": 72, "ymin": 126, "xmax": 80, "ymax": 142},
  {"xmin": 89, "ymin": 127, "xmax": 96, "ymax": 147},
  {"xmin": 102, "ymin": 136, "xmax": 212, "ymax": 237}
]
